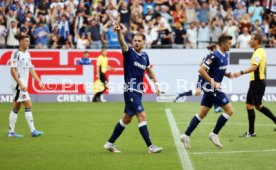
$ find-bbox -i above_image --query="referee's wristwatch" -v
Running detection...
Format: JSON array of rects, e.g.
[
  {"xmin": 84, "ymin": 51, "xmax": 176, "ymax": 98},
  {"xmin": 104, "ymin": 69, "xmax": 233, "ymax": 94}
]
[{"xmin": 240, "ymin": 70, "xmax": 244, "ymax": 75}]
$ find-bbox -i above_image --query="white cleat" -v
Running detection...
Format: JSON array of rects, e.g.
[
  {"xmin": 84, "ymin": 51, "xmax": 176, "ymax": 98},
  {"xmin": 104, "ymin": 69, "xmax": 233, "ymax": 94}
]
[
  {"xmin": 209, "ymin": 132, "xmax": 223, "ymax": 148},
  {"xmin": 148, "ymin": 145, "xmax": 163, "ymax": 153},
  {"xmin": 180, "ymin": 133, "xmax": 191, "ymax": 149},
  {"xmin": 104, "ymin": 142, "xmax": 121, "ymax": 153}
]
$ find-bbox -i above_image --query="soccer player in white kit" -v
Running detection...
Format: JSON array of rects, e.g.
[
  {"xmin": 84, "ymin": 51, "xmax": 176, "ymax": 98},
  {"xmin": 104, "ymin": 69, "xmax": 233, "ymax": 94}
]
[{"xmin": 8, "ymin": 35, "xmax": 44, "ymax": 137}]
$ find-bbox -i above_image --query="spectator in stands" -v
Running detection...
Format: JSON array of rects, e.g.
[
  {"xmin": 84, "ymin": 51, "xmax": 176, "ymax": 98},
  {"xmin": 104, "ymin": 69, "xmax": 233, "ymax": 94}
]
[
  {"xmin": 33, "ymin": 21, "xmax": 50, "ymax": 49},
  {"xmin": 186, "ymin": 22, "xmax": 198, "ymax": 49},
  {"xmin": 224, "ymin": 5, "xmax": 234, "ymax": 21},
  {"xmin": 77, "ymin": 51, "xmax": 91, "ymax": 65},
  {"xmin": 74, "ymin": 10, "xmax": 86, "ymax": 35},
  {"xmin": 233, "ymin": 2, "xmax": 246, "ymax": 20},
  {"xmin": 198, "ymin": 21, "xmax": 210, "ymax": 49},
  {"xmin": 0, "ymin": 15, "xmax": 7, "ymax": 48},
  {"xmin": 184, "ymin": 0, "xmax": 198, "ymax": 27},
  {"xmin": 118, "ymin": 0, "xmax": 130, "ymax": 27},
  {"xmin": 239, "ymin": 13, "xmax": 252, "ymax": 34},
  {"xmin": 87, "ymin": 19, "xmax": 102, "ymax": 49},
  {"xmin": 210, "ymin": 16, "xmax": 223, "ymax": 43},
  {"xmin": 214, "ymin": 4, "xmax": 225, "ymax": 19},
  {"xmin": 159, "ymin": 22, "xmax": 172, "ymax": 48},
  {"xmin": 62, "ymin": 34, "xmax": 75, "ymax": 49},
  {"xmin": 57, "ymin": 14, "xmax": 70, "ymax": 46},
  {"xmin": 252, "ymin": 19, "xmax": 262, "ymax": 34},
  {"xmin": 160, "ymin": 5, "xmax": 173, "ymax": 25},
  {"xmin": 74, "ymin": 28, "xmax": 89, "ymax": 49},
  {"xmin": 171, "ymin": 3, "xmax": 185, "ymax": 27},
  {"xmin": 103, "ymin": 20, "xmax": 126, "ymax": 49},
  {"xmin": 147, "ymin": 20, "xmax": 159, "ymax": 47},
  {"xmin": 248, "ymin": 0, "xmax": 263, "ymax": 24},
  {"xmin": 23, "ymin": 0, "xmax": 35, "ymax": 14},
  {"xmin": 6, "ymin": 9, "xmax": 17, "ymax": 28},
  {"xmin": 237, "ymin": 27, "xmax": 251, "ymax": 48},
  {"xmin": 173, "ymin": 22, "xmax": 186, "ymax": 49},
  {"xmin": 198, "ymin": 2, "xmax": 209, "ymax": 23},
  {"xmin": 143, "ymin": 0, "xmax": 154, "ymax": 15},
  {"xmin": 7, "ymin": 21, "xmax": 19, "ymax": 48},
  {"xmin": 223, "ymin": 18, "xmax": 238, "ymax": 47},
  {"xmin": 209, "ymin": 0, "xmax": 219, "ymax": 19},
  {"xmin": 143, "ymin": 5, "xmax": 154, "ymax": 23},
  {"xmin": 37, "ymin": 0, "xmax": 49, "ymax": 16}
]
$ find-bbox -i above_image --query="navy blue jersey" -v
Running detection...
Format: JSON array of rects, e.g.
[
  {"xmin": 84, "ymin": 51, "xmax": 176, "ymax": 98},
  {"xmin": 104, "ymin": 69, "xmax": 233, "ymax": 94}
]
[
  {"xmin": 201, "ymin": 50, "xmax": 228, "ymax": 91},
  {"xmin": 123, "ymin": 48, "xmax": 150, "ymax": 93}
]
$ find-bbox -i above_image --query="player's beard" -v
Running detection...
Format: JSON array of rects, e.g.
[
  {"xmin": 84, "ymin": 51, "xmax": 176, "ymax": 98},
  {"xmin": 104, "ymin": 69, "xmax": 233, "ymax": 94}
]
[{"xmin": 134, "ymin": 45, "xmax": 142, "ymax": 52}]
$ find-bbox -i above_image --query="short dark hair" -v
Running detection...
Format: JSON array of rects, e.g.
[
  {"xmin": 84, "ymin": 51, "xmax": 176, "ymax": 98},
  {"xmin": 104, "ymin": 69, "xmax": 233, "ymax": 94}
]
[
  {"xmin": 253, "ymin": 33, "xmax": 262, "ymax": 44},
  {"xmin": 134, "ymin": 33, "xmax": 146, "ymax": 41},
  {"xmin": 218, "ymin": 34, "xmax": 232, "ymax": 46},
  {"xmin": 19, "ymin": 35, "xmax": 30, "ymax": 41}
]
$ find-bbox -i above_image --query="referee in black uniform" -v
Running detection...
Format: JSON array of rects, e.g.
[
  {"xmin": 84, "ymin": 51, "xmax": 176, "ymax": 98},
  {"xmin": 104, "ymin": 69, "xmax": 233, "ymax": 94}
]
[{"xmin": 234, "ymin": 33, "xmax": 276, "ymax": 137}]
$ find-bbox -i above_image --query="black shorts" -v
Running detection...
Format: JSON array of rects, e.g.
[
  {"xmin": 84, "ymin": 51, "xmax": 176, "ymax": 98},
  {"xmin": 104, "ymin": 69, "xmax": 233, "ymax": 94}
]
[
  {"xmin": 246, "ymin": 80, "xmax": 266, "ymax": 106},
  {"xmin": 99, "ymin": 72, "xmax": 107, "ymax": 84}
]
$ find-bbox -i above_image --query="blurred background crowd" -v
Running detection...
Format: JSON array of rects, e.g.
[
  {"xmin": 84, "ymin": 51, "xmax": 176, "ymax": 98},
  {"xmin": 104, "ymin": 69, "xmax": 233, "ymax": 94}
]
[{"xmin": 0, "ymin": 0, "xmax": 276, "ymax": 49}]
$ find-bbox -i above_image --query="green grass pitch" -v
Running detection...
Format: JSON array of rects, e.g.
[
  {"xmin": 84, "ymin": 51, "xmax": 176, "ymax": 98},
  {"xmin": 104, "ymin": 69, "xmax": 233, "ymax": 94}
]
[{"xmin": 0, "ymin": 102, "xmax": 275, "ymax": 170}]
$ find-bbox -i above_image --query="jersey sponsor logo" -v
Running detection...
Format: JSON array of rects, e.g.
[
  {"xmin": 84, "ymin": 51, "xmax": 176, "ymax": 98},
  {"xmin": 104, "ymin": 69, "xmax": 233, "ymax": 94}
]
[
  {"xmin": 22, "ymin": 94, "xmax": 26, "ymax": 99},
  {"xmin": 219, "ymin": 66, "xmax": 227, "ymax": 70},
  {"xmin": 134, "ymin": 61, "xmax": 146, "ymax": 70}
]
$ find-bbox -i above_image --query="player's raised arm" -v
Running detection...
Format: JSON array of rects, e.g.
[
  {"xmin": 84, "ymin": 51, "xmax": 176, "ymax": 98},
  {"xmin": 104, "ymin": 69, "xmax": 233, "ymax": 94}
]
[
  {"xmin": 113, "ymin": 22, "xmax": 128, "ymax": 53},
  {"xmin": 146, "ymin": 67, "xmax": 160, "ymax": 96}
]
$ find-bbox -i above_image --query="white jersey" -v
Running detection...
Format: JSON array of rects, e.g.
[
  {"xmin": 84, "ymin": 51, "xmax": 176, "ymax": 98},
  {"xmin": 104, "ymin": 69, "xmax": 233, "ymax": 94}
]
[{"xmin": 10, "ymin": 49, "xmax": 33, "ymax": 90}]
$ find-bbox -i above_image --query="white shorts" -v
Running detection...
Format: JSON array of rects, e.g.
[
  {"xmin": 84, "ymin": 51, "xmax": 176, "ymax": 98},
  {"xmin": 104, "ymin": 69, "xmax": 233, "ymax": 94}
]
[{"xmin": 12, "ymin": 89, "xmax": 31, "ymax": 102}]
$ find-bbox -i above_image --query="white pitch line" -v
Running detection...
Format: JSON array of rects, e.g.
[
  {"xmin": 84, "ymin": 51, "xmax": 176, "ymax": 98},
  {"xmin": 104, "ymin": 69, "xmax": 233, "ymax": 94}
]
[
  {"xmin": 165, "ymin": 108, "xmax": 194, "ymax": 170},
  {"xmin": 189, "ymin": 149, "xmax": 276, "ymax": 155},
  {"xmin": 176, "ymin": 122, "xmax": 275, "ymax": 127}
]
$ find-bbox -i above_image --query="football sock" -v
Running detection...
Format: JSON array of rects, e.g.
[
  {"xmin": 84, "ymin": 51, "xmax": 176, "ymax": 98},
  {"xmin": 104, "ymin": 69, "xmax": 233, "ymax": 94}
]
[
  {"xmin": 213, "ymin": 113, "xmax": 230, "ymax": 134},
  {"xmin": 185, "ymin": 114, "xmax": 201, "ymax": 136},
  {"xmin": 178, "ymin": 90, "xmax": 192, "ymax": 99},
  {"xmin": 247, "ymin": 109, "xmax": 255, "ymax": 134},
  {"xmin": 259, "ymin": 106, "xmax": 276, "ymax": 124},
  {"xmin": 25, "ymin": 108, "xmax": 36, "ymax": 132},
  {"xmin": 9, "ymin": 110, "xmax": 18, "ymax": 133},
  {"xmin": 138, "ymin": 121, "xmax": 152, "ymax": 147},
  {"xmin": 108, "ymin": 119, "xmax": 126, "ymax": 143}
]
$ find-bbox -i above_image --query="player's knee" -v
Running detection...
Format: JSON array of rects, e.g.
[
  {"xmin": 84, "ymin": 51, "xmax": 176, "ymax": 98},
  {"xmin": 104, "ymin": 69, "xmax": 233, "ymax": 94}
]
[
  {"xmin": 137, "ymin": 112, "xmax": 146, "ymax": 122},
  {"xmin": 122, "ymin": 116, "xmax": 132, "ymax": 124},
  {"xmin": 255, "ymin": 105, "xmax": 262, "ymax": 110},
  {"xmin": 226, "ymin": 109, "xmax": 234, "ymax": 116},
  {"xmin": 246, "ymin": 104, "xmax": 254, "ymax": 110}
]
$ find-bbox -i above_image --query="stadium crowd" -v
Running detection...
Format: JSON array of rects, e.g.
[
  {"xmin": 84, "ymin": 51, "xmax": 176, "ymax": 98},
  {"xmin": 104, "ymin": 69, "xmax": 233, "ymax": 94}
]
[{"xmin": 0, "ymin": 0, "xmax": 276, "ymax": 49}]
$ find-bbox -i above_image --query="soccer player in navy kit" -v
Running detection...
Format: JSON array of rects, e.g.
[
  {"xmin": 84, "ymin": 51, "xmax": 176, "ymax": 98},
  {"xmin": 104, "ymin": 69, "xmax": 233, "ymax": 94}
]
[
  {"xmin": 180, "ymin": 35, "xmax": 234, "ymax": 148},
  {"xmin": 104, "ymin": 22, "xmax": 163, "ymax": 153},
  {"xmin": 174, "ymin": 44, "xmax": 223, "ymax": 113}
]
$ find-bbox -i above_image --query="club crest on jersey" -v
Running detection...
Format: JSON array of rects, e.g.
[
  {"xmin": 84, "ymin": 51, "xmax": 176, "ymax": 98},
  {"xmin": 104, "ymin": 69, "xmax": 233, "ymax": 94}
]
[
  {"xmin": 254, "ymin": 56, "xmax": 260, "ymax": 63},
  {"xmin": 206, "ymin": 59, "xmax": 212, "ymax": 65}
]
